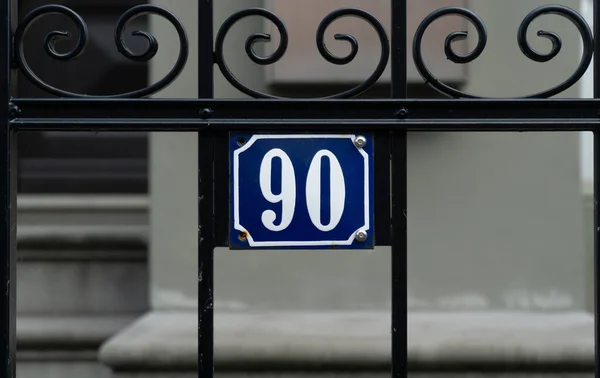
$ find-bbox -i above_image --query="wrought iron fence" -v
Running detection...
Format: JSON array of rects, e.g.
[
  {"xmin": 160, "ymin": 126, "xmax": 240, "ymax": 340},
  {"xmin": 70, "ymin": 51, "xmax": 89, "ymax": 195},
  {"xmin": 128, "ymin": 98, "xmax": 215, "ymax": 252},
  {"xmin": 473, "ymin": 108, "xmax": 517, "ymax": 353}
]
[{"xmin": 2, "ymin": 0, "xmax": 600, "ymax": 377}]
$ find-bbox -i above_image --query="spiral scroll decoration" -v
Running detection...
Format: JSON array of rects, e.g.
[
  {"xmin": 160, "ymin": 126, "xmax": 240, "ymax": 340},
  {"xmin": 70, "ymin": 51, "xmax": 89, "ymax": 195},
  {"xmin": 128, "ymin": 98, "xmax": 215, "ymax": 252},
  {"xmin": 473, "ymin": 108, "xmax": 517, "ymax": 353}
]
[
  {"xmin": 15, "ymin": 5, "xmax": 589, "ymax": 99},
  {"xmin": 214, "ymin": 8, "xmax": 389, "ymax": 99},
  {"xmin": 13, "ymin": 4, "xmax": 189, "ymax": 98},
  {"xmin": 413, "ymin": 5, "xmax": 593, "ymax": 99}
]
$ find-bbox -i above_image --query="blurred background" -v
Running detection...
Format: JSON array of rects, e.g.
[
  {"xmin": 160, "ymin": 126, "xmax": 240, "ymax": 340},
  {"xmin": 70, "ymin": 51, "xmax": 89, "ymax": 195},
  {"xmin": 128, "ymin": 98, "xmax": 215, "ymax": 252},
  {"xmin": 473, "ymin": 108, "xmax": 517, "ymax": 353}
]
[{"xmin": 13, "ymin": 0, "xmax": 598, "ymax": 377}]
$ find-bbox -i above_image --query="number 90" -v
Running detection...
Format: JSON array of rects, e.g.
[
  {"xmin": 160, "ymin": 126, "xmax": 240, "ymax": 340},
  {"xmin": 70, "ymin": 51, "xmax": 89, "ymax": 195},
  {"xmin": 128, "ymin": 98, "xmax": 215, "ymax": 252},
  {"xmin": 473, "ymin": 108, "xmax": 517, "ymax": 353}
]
[{"xmin": 259, "ymin": 148, "xmax": 346, "ymax": 232}]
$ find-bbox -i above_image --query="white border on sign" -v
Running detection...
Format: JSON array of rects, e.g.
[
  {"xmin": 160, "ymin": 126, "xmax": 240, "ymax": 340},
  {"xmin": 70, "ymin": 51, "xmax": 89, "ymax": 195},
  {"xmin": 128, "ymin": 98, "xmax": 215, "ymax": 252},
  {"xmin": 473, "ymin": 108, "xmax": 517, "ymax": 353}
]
[{"xmin": 233, "ymin": 134, "xmax": 370, "ymax": 247}]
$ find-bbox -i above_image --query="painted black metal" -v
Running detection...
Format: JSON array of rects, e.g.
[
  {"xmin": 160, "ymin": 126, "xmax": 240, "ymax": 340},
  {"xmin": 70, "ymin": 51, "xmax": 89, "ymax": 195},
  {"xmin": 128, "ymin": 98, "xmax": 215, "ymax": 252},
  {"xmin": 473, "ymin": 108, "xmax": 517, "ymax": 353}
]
[
  {"xmin": 214, "ymin": 7, "xmax": 389, "ymax": 99},
  {"xmin": 11, "ymin": 97, "xmax": 600, "ymax": 119},
  {"xmin": 391, "ymin": 1, "xmax": 407, "ymax": 377},
  {"xmin": 14, "ymin": 4, "xmax": 189, "ymax": 98},
  {"xmin": 391, "ymin": 131, "xmax": 407, "ymax": 378},
  {"xmin": 413, "ymin": 5, "xmax": 593, "ymax": 99},
  {"xmin": 197, "ymin": 131, "xmax": 215, "ymax": 377},
  {"xmin": 3, "ymin": 1, "xmax": 600, "ymax": 378},
  {"xmin": 2, "ymin": 1, "xmax": 16, "ymax": 378},
  {"xmin": 594, "ymin": 1, "xmax": 600, "ymax": 377},
  {"xmin": 197, "ymin": 1, "xmax": 214, "ymax": 376}
]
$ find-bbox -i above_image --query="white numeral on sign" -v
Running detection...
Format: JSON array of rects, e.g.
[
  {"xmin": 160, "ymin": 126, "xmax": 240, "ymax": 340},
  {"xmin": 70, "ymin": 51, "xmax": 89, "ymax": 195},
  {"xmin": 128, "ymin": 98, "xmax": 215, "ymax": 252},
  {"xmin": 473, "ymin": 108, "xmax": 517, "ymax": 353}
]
[
  {"xmin": 259, "ymin": 149, "xmax": 296, "ymax": 231},
  {"xmin": 306, "ymin": 150, "xmax": 346, "ymax": 232},
  {"xmin": 260, "ymin": 148, "xmax": 346, "ymax": 232}
]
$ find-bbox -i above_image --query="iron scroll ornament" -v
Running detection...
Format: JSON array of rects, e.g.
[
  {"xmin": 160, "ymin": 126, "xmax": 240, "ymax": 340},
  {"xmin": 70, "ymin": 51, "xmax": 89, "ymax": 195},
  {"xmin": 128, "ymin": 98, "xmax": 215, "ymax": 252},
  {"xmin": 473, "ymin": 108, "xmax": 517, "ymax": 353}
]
[
  {"xmin": 13, "ymin": 4, "xmax": 593, "ymax": 99},
  {"xmin": 13, "ymin": 4, "xmax": 189, "ymax": 98},
  {"xmin": 413, "ymin": 5, "xmax": 594, "ymax": 99},
  {"xmin": 214, "ymin": 8, "xmax": 390, "ymax": 99}
]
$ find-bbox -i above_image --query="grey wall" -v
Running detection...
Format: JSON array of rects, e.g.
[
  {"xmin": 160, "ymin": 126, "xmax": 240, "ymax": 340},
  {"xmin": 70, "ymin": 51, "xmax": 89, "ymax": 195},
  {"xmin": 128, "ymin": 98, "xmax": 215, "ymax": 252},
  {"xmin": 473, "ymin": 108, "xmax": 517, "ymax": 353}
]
[
  {"xmin": 148, "ymin": 0, "xmax": 589, "ymax": 313},
  {"xmin": 405, "ymin": 0, "xmax": 586, "ymax": 311}
]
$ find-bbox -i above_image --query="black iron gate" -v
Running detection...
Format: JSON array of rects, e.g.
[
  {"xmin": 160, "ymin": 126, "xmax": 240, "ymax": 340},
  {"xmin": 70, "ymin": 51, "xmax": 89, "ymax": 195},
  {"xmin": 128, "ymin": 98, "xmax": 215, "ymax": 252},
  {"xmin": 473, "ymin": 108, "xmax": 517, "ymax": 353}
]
[{"xmin": 2, "ymin": 0, "xmax": 600, "ymax": 377}]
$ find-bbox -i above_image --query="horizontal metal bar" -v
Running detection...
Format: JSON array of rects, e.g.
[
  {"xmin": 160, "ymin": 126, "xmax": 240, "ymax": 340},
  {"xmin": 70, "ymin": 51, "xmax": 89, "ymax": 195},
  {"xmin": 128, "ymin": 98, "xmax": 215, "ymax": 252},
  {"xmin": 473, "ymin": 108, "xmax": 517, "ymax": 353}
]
[
  {"xmin": 10, "ymin": 118, "xmax": 600, "ymax": 132},
  {"xmin": 10, "ymin": 98, "xmax": 600, "ymax": 121}
]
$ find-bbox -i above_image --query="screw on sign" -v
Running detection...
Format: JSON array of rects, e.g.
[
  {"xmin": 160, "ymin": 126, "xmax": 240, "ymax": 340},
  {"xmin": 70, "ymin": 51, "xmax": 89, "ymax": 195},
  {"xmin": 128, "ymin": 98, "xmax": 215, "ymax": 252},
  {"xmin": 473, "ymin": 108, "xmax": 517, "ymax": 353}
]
[{"xmin": 230, "ymin": 134, "xmax": 375, "ymax": 249}]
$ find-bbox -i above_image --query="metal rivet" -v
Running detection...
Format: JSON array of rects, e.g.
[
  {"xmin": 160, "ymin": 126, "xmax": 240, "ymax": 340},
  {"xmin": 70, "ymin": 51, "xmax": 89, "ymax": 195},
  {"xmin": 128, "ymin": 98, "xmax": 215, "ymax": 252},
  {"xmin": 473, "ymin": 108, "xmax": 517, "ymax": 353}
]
[
  {"xmin": 396, "ymin": 108, "xmax": 409, "ymax": 119},
  {"xmin": 355, "ymin": 230, "xmax": 368, "ymax": 243},
  {"xmin": 199, "ymin": 108, "xmax": 213, "ymax": 119},
  {"xmin": 354, "ymin": 135, "xmax": 367, "ymax": 149},
  {"xmin": 9, "ymin": 104, "xmax": 21, "ymax": 120}
]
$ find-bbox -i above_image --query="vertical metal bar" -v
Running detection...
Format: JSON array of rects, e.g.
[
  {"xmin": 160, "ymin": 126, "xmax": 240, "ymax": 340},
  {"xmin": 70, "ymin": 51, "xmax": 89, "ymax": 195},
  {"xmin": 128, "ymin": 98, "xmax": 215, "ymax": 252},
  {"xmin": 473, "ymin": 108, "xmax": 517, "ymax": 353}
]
[
  {"xmin": 596, "ymin": 140, "xmax": 600, "ymax": 378},
  {"xmin": 595, "ymin": 1, "xmax": 600, "ymax": 377},
  {"xmin": 374, "ymin": 133, "xmax": 391, "ymax": 247},
  {"xmin": 214, "ymin": 132, "xmax": 229, "ymax": 247},
  {"xmin": 197, "ymin": 0, "xmax": 215, "ymax": 377},
  {"xmin": 391, "ymin": 131, "xmax": 407, "ymax": 378},
  {"xmin": 197, "ymin": 129, "xmax": 215, "ymax": 378},
  {"xmin": 391, "ymin": 0, "xmax": 408, "ymax": 99},
  {"xmin": 198, "ymin": 0, "xmax": 214, "ymax": 97},
  {"xmin": 2, "ymin": 1, "xmax": 16, "ymax": 377},
  {"xmin": 391, "ymin": 0, "xmax": 408, "ymax": 377}
]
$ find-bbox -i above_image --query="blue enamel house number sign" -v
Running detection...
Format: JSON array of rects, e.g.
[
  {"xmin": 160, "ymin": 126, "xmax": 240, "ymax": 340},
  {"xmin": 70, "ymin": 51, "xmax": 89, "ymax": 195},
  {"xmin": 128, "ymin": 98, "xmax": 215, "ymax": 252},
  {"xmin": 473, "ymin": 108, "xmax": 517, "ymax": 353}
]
[{"xmin": 230, "ymin": 134, "xmax": 375, "ymax": 249}]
